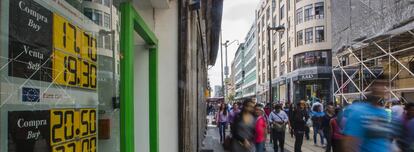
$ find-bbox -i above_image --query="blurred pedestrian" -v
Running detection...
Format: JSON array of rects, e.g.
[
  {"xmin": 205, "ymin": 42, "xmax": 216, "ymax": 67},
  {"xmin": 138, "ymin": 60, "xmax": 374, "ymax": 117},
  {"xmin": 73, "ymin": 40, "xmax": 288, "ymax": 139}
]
[
  {"xmin": 311, "ymin": 104, "xmax": 325, "ymax": 147},
  {"xmin": 254, "ymin": 104, "xmax": 267, "ymax": 152},
  {"xmin": 397, "ymin": 102, "xmax": 414, "ymax": 152},
  {"xmin": 323, "ymin": 105, "xmax": 336, "ymax": 152},
  {"xmin": 305, "ymin": 103, "xmax": 311, "ymax": 140},
  {"xmin": 343, "ymin": 78, "xmax": 393, "ymax": 152},
  {"xmin": 269, "ymin": 104, "xmax": 289, "ymax": 152},
  {"xmin": 329, "ymin": 108, "xmax": 344, "ymax": 152},
  {"xmin": 216, "ymin": 103, "xmax": 228, "ymax": 143},
  {"xmin": 229, "ymin": 102, "xmax": 241, "ymax": 129},
  {"xmin": 292, "ymin": 100, "xmax": 310, "ymax": 152},
  {"xmin": 231, "ymin": 99, "xmax": 256, "ymax": 152},
  {"xmin": 284, "ymin": 102, "xmax": 295, "ymax": 138}
]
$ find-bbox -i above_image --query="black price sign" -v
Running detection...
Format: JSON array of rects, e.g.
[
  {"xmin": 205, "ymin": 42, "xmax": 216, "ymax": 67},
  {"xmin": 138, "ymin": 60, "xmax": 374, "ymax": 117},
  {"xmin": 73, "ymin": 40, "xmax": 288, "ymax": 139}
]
[
  {"xmin": 8, "ymin": 109, "xmax": 97, "ymax": 152},
  {"xmin": 8, "ymin": 110, "xmax": 51, "ymax": 152},
  {"xmin": 8, "ymin": 0, "xmax": 53, "ymax": 82}
]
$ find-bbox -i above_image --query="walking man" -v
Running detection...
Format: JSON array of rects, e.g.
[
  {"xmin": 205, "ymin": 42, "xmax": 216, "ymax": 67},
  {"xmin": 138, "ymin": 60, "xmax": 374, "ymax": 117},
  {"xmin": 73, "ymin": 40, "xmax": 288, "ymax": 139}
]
[
  {"xmin": 269, "ymin": 104, "xmax": 289, "ymax": 152},
  {"xmin": 292, "ymin": 100, "xmax": 310, "ymax": 152}
]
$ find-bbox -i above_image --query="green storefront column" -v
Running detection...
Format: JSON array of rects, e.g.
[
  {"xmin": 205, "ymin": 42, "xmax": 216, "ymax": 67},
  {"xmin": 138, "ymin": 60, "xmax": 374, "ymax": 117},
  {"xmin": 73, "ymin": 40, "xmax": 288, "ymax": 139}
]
[{"xmin": 120, "ymin": 2, "xmax": 159, "ymax": 152}]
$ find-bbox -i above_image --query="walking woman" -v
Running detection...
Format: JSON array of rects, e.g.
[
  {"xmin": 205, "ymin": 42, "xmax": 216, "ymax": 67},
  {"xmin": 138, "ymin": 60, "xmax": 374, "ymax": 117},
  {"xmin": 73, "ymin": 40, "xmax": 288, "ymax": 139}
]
[
  {"xmin": 231, "ymin": 99, "xmax": 256, "ymax": 152},
  {"xmin": 216, "ymin": 103, "xmax": 228, "ymax": 143}
]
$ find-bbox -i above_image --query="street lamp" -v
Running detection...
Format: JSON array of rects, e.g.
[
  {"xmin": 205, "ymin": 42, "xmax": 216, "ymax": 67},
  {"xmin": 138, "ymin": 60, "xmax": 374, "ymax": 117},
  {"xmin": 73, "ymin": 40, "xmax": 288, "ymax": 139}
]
[
  {"xmin": 267, "ymin": 25, "xmax": 285, "ymax": 104},
  {"xmin": 223, "ymin": 40, "xmax": 239, "ymax": 102}
]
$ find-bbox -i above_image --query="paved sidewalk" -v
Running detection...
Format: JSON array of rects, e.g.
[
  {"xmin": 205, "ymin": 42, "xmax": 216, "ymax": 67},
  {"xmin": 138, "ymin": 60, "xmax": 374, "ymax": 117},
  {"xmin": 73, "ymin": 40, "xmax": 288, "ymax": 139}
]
[{"xmin": 201, "ymin": 115, "xmax": 325, "ymax": 152}]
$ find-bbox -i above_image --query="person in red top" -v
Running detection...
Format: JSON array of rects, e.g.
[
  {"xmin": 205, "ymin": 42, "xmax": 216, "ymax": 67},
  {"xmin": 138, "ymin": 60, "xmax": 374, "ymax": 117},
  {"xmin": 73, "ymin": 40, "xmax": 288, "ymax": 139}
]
[{"xmin": 255, "ymin": 104, "xmax": 267, "ymax": 152}]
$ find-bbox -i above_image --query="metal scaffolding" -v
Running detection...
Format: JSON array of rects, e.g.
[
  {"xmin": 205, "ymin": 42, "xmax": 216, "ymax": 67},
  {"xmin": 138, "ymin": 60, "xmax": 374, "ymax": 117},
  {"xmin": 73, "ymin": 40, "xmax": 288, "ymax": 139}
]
[{"xmin": 333, "ymin": 27, "xmax": 414, "ymax": 104}]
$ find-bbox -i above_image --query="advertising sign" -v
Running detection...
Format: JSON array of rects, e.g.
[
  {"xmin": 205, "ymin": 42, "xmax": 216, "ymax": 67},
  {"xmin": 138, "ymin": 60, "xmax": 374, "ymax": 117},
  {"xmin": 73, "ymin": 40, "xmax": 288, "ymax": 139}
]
[
  {"xmin": 8, "ymin": 0, "xmax": 53, "ymax": 82},
  {"xmin": 8, "ymin": 109, "xmax": 97, "ymax": 152}
]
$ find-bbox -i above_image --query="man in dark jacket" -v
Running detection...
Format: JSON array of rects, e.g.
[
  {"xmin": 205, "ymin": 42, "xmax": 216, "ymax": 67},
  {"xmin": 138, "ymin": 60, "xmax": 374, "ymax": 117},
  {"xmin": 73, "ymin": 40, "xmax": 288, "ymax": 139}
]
[{"xmin": 291, "ymin": 100, "xmax": 310, "ymax": 152}]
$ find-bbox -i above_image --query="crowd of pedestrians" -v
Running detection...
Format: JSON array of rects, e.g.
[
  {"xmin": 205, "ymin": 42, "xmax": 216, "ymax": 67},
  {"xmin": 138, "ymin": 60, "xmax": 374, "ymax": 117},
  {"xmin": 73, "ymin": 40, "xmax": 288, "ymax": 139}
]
[{"xmin": 210, "ymin": 79, "xmax": 414, "ymax": 152}]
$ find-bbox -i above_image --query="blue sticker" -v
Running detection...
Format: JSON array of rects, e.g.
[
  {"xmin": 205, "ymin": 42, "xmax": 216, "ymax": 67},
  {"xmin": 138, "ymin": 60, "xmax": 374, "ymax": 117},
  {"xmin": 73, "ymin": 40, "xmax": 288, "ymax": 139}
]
[{"xmin": 22, "ymin": 87, "xmax": 40, "ymax": 102}]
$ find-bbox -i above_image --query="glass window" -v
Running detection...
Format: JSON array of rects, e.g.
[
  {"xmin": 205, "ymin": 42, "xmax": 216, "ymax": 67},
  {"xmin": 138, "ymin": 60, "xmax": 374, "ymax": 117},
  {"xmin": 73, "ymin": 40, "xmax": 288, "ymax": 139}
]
[
  {"xmin": 2, "ymin": 0, "xmax": 120, "ymax": 152},
  {"xmin": 296, "ymin": 8, "xmax": 303, "ymax": 25},
  {"xmin": 104, "ymin": 0, "xmax": 111, "ymax": 7},
  {"xmin": 294, "ymin": 51, "xmax": 331, "ymax": 69},
  {"xmin": 84, "ymin": 8, "xmax": 93, "ymax": 21},
  {"xmin": 93, "ymin": 10, "xmax": 103, "ymax": 26},
  {"xmin": 280, "ymin": 42, "xmax": 285, "ymax": 56},
  {"xmin": 297, "ymin": 30, "xmax": 303, "ymax": 46},
  {"xmin": 305, "ymin": 27, "xmax": 313, "ymax": 44},
  {"xmin": 280, "ymin": 62, "xmax": 285, "ymax": 76},
  {"xmin": 280, "ymin": 5, "xmax": 285, "ymax": 19},
  {"xmin": 304, "ymin": 4, "xmax": 313, "ymax": 21},
  {"xmin": 104, "ymin": 12, "xmax": 111, "ymax": 28},
  {"xmin": 104, "ymin": 35, "xmax": 111, "ymax": 49},
  {"xmin": 315, "ymin": 26, "xmax": 325, "ymax": 42},
  {"xmin": 315, "ymin": 2, "xmax": 324, "ymax": 19},
  {"xmin": 266, "ymin": 7, "xmax": 270, "ymax": 23}
]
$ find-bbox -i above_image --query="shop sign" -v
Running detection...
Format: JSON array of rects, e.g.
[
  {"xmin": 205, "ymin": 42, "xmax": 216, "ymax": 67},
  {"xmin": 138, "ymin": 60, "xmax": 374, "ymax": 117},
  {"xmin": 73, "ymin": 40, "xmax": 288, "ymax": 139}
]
[
  {"xmin": 300, "ymin": 74, "xmax": 315, "ymax": 80},
  {"xmin": 8, "ymin": 0, "xmax": 98, "ymax": 90},
  {"xmin": 8, "ymin": 109, "xmax": 97, "ymax": 152}
]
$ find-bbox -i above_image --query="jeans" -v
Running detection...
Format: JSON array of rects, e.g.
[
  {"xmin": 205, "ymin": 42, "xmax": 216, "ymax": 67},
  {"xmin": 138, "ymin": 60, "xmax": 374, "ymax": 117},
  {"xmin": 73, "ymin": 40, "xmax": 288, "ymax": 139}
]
[
  {"xmin": 294, "ymin": 131, "xmax": 304, "ymax": 152},
  {"xmin": 272, "ymin": 130, "xmax": 285, "ymax": 152},
  {"xmin": 313, "ymin": 125, "xmax": 324, "ymax": 145},
  {"xmin": 255, "ymin": 142, "xmax": 265, "ymax": 152},
  {"xmin": 218, "ymin": 122, "xmax": 227, "ymax": 142}
]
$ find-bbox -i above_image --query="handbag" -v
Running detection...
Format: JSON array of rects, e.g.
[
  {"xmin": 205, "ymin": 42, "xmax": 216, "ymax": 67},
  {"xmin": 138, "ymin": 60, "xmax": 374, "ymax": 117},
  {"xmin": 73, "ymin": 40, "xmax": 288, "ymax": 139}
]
[{"xmin": 272, "ymin": 112, "xmax": 287, "ymax": 132}]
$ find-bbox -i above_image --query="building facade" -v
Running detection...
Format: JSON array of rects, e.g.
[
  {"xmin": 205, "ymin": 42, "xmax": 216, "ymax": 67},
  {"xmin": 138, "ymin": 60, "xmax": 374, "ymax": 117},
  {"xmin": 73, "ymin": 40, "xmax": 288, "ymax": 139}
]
[
  {"xmin": 332, "ymin": 0, "xmax": 414, "ymax": 104},
  {"xmin": 256, "ymin": 0, "xmax": 332, "ymax": 103},
  {"xmin": 233, "ymin": 24, "xmax": 258, "ymax": 100}
]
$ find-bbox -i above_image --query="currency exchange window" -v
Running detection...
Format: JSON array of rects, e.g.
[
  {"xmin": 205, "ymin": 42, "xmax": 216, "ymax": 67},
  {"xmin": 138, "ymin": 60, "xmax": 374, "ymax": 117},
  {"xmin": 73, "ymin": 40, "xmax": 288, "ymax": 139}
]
[{"xmin": 0, "ymin": 0, "xmax": 121, "ymax": 152}]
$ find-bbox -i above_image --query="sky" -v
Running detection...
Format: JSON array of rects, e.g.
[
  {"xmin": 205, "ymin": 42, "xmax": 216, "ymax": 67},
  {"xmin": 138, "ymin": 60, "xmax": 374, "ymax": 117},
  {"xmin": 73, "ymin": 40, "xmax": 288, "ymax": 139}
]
[{"xmin": 208, "ymin": 0, "xmax": 260, "ymax": 97}]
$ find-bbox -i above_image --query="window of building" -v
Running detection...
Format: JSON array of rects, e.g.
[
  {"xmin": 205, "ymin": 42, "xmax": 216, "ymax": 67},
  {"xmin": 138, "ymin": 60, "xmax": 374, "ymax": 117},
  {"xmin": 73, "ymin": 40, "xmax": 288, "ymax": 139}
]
[
  {"xmin": 273, "ymin": 15, "xmax": 277, "ymax": 26},
  {"xmin": 273, "ymin": 48, "xmax": 277, "ymax": 61},
  {"xmin": 104, "ymin": 12, "xmax": 111, "ymax": 28},
  {"xmin": 104, "ymin": 0, "xmax": 111, "ymax": 7},
  {"xmin": 296, "ymin": 30, "xmax": 303, "ymax": 46},
  {"xmin": 305, "ymin": 27, "xmax": 313, "ymax": 44},
  {"xmin": 84, "ymin": 8, "xmax": 93, "ymax": 21},
  {"xmin": 315, "ymin": 2, "xmax": 324, "ymax": 19},
  {"xmin": 296, "ymin": 0, "xmax": 302, "ymax": 3},
  {"xmin": 304, "ymin": 4, "xmax": 313, "ymax": 21},
  {"xmin": 280, "ymin": 42, "xmax": 285, "ymax": 57},
  {"xmin": 266, "ymin": 7, "xmax": 270, "ymax": 23},
  {"xmin": 280, "ymin": 62, "xmax": 285, "ymax": 76},
  {"xmin": 272, "ymin": 0, "xmax": 276, "ymax": 12},
  {"xmin": 294, "ymin": 51, "xmax": 331, "ymax": 69},
  {"xmin": 98, "ymin": 35, "xmax": 104, "ymax": 48},
  {"xmin": 296, "ymin": 8, "xmax": 303, "ymax": 25},
  {"xmin": 315, "ymin": 26, "xmax": 325, "ymax": 42},
  {"xmin": 104, "ymin": 35, "xmax": 111, "ymax": 49},
  {"xmin": 280, "ymin": 5, "xmax": 285, "ymax": 19},
  {"xmin": 93, "ymin": 10, "xmax": 102, "ymax": 26}
]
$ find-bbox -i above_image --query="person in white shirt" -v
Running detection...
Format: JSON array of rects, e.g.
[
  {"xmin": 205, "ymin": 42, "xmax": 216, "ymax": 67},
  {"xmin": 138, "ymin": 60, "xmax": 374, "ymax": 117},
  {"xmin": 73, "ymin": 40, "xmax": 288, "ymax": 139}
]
[{"xmin": 269, "ymin": 104, "xmax": 289, "ymax": 152}]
